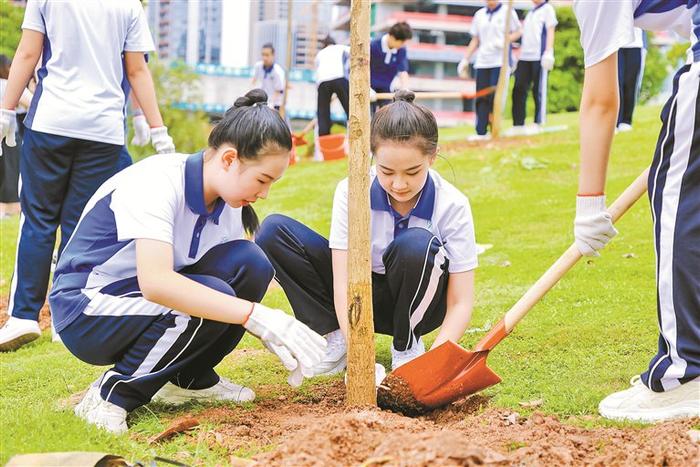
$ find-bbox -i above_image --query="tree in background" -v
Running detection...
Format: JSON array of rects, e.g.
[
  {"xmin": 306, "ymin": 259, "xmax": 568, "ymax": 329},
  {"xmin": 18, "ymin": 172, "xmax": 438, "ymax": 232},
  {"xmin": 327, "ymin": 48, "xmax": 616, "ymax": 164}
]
[
  {"xmin": 0, "ymin": 0, "xmax": 24, "ymax": 57},
  {"xmin": 127, "ymin": 60, "xmax": 210, "ymax": 161}
]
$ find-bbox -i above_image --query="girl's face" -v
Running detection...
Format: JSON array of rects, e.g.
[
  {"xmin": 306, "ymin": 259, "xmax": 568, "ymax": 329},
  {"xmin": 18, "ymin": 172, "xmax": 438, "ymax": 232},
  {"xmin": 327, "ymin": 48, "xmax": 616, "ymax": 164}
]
[
  {"xmin": 374, "ymin": 141, "xmax": 435, "ymax": 205},
  {"xmin": 213, "ymin": 146, "xmax": 289, "ymax": 208}
]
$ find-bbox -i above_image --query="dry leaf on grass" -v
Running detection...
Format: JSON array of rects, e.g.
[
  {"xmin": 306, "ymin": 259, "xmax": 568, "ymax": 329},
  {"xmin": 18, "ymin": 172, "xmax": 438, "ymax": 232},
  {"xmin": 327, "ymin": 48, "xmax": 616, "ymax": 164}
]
[
  {"xmin": 148, "ymin": 416, "xmax": 199, "ymax": 444},
  {"xmin": 518, "ymin": 399, "xmax": 544, "ymax": 408}
]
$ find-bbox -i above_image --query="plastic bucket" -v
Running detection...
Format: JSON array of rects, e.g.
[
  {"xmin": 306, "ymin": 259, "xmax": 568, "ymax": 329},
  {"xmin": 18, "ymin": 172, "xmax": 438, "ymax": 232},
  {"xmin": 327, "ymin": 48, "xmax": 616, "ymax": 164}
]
[{"xmin": 318, "ymin": 134, "xmax": 346, "ymax": 161}]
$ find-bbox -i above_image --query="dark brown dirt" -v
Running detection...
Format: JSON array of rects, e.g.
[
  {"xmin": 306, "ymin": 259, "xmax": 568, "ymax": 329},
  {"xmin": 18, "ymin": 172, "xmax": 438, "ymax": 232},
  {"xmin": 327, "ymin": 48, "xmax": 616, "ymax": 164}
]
[
  {"xmin": 0, "ymin": 296, "xmax": 52, "ymax": 329},
  {"xmin": 377, "ymin": 373, "xmax": 429, "ymax": 417},
  {"xmin": 188, "ymin": 380, "xmax": 699, "ymax": 466}
]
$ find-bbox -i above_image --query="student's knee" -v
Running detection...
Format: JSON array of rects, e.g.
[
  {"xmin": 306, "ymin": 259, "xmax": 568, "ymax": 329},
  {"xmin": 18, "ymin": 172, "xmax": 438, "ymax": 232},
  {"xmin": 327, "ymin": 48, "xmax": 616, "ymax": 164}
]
[
  {"xmin": 256, "ymin": 214, "xmax": 295, "ymax": 254},
  {"xmin": 383, "ymin": 228, "xmax": 441, "ymax": 267},
  {"xmin": 234, "ymin": 241, "xmax": 275, "ymax": 288},
  {"xmin": 188, "ymin": 274, "xmax": 236, "ymax": 297}
]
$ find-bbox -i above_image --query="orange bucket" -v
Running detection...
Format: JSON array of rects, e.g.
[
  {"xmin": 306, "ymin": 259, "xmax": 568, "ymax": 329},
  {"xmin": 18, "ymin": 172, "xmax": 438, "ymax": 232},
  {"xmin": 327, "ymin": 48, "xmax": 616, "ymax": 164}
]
[{"xmin": 318, "ymin": 134, "xmax": 346, "ymax": 161}]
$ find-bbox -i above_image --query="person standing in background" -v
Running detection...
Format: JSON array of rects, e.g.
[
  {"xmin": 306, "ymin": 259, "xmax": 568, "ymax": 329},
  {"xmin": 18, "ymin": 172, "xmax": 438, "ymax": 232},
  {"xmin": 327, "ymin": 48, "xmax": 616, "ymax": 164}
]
[
  {"xmin": 616, "ymin": 28, "xmax": 646, "ymax": 132},
  {"xmin": 251, "ymin": 43, "xmax": 286, "ymax": 112},
  {"xmin": 0, "ymin": 0, "xmax": 174, "ymax": 352},
  {"xmin": 460, "ymin": 1, "xmax": 521, "ymax": 140},
  {"xmin": 369, "ymin": 21, "xmax": 413, "ymax": 112},
  {"xmin": 511, "ymin": 0, "xmax": 557, "ymax": 134},
  {"xmin": 315, "ymin": 36, "xmax": 350, "ymax": 137}
]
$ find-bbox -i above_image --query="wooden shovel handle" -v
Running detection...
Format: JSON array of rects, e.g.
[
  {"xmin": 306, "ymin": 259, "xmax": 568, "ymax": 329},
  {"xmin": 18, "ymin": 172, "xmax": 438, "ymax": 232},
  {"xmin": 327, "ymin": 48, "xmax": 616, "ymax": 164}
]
[
  {"xmin": 475, "ymin": 168, "xmax": 650, "ymax": 351},
  {"xmin": 373, "ymin": 86, "xmax": 496, "ymax": 102}
]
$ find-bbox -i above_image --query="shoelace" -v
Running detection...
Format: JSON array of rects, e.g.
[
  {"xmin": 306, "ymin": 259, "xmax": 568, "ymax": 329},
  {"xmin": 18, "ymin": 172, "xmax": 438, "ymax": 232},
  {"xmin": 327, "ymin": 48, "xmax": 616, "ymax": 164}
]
[{"xmin": 629, "ymin": 375, "xmax": 642, "ymax": 386}]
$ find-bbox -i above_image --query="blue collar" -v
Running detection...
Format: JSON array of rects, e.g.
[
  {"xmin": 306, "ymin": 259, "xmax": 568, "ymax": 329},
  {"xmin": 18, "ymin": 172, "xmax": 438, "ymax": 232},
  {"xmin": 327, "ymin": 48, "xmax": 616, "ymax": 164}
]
[
  {"xmin": 370, "ymin": 174, "xmax": 436, "ymax": 220},
  {"xmin": 487, "ymin": 3, "xmax": 502, "ymax": 14},
  {"xmin": 263, "ymin": 64, "xmax": 275, "ymax": 76},
  {"xmin": 184, "ymin": 151, "xmax": 225, "ymax": 224}
]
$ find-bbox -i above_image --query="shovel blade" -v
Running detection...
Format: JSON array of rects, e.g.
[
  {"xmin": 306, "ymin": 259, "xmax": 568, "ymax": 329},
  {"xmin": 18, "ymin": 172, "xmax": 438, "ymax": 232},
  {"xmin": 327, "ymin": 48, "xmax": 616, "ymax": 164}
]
[{"xmin": 392, "ymin": 341, "xmax": 502, "ymax": 409}]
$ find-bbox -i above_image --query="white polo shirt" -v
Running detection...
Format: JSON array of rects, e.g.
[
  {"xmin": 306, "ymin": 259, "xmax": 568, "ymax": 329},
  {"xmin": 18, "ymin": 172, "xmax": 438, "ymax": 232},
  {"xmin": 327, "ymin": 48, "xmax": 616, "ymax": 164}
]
[
  {"xmin": 252, "ymin": 62, "xmax": 286, "ymax": 108},
  {"xmin": 573, "ymin": 1, "xmax": 697, "ymax": 68},
  {"xmin": 21, "ymin": 0, "xmax": 154, "ymax": 145},
  {"xmin": 622, "ymin": 28, "xmax": 646, "ymax": 49},
  {"xmin": 50, "ymin": 152, "xmax": 246, "ymax": 332},
  {"xmin": 519, "ymin": 2, "xmax": 558, "ymax": 61},
  {"xmin": 470, "ymin": 3, "xmax": 521, "ymax": 69},
  {"xmin": 329, "ymin": 168, "xmax": 478, "ymax": 274},
  {"xmin": 315, "ymin": 44, "xmax": 350, "ymax": 84}
]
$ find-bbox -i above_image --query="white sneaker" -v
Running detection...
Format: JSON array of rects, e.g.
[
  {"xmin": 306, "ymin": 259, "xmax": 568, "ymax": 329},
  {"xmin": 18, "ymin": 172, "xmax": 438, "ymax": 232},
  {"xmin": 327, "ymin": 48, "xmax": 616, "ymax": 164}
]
[
  {"xmin": 617, "ymin": 123, "xmax": 633, "ymax": 132},
  {"xmin": 391, "ymin": 336, "xmax": 426, "ymax": 371},
  {"xmin": 74, "ymin": 384, "xmax": 128, "ymax": 434},
  {"xmin": 599, "ymin": 375, "xmax": 700, "ymax": 423},
  {"xmin": 467, "ymin": 134, "xmax": 491, "ymax": 142},
  {"xmin": 524, "ymin": 123, "xmax": 543, "ymax": 135},
  {"xmin": 344, "ymin": 363, "xmax": 387, "ymax": 387},
  {"xmin": 312, "ymin": 329, "xmax": 347, "ymax": 376},
  {"xmin": 152, "ymin": 377, "xmax": 255, "ymax": 405},
  {"xmin": 50, "ymin": 319, "xmax": 62, "ymax": 343},
  {"xmin": 0, "ymin": 317, "xmax": 41, "ymax": 352}
]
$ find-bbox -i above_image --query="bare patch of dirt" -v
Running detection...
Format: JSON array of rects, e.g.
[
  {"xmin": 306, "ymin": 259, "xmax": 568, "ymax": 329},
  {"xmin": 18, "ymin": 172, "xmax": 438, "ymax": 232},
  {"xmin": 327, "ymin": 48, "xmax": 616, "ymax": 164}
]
[
  {"xmin": 0, "ymin": 296, "xmax": 51, "ymax": 330},
  {"xmin": 190, "ymin": 380, "xmax": 699, "ymax": 466},
  {"xmin": 441, "ymin": 136, "xmax": 540, "ymax": 154}
]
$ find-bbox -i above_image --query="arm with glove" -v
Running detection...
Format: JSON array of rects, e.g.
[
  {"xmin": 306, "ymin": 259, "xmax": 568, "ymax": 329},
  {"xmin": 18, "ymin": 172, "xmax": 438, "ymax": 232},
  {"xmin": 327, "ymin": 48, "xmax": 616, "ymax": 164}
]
[
  {"xmin": 124, "ymin": 52, "xmax": 175, "ymax": 154},
  {"xmin": 1, "ymin": 30, "xmax": 43, "ymax": 156},
  {"xmin": 540, "ymin": 25, "xmax": 556, "ymax": 71},
  {"xmin": 574, "ymin": 53, "xmax": 620, "ymax": 256}
]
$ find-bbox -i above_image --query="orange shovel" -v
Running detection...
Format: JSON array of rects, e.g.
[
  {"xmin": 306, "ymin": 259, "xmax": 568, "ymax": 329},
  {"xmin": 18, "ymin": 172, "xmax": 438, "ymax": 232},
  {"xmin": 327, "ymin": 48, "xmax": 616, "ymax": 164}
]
[{"xmin": 378, "ymin": 168, "xmax": 650, "ymax": 415}]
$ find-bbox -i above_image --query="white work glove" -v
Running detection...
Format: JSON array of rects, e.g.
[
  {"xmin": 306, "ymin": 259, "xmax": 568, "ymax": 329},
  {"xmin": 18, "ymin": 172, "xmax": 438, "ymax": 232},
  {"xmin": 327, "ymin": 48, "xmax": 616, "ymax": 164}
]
[
  {"xmin": 574, "ymin": 195, "xmax": 618, "ymax": 257},
  {"xmin": 344, "ymin": 363, "xmax": 387, "ymax": 388},
  {"xmin": 0, "ymin": 109, "xmax": 18, "ymax": 157},
  {"xmin": 150, "ymin": 126, "xmax": 175, "ymax": 154},
  {"xmin": 457, "ymin": 57, "xmax": 470, "ymax": 79},
  {"xmin": 244, "ymin": 304, "xmax": 327, "ymax": 387},
  {"xmin": 541, "ymin": 50, "xmax": 555, "ymax": 71},
  {"xmin": 369, "ymin": 88, "xmax": 377, "ymax": 102},
  {"xmin": 130, "ymin": 115, "xmax": 150, "ymax": 146}
]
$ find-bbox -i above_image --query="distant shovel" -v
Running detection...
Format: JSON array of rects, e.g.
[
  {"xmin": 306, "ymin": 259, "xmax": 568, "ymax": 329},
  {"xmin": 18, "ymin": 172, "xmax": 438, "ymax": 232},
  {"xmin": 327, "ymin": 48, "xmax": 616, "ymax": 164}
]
[{"xmin": 378, "ymin": 168, "xmax": 650, "ymax": 415}]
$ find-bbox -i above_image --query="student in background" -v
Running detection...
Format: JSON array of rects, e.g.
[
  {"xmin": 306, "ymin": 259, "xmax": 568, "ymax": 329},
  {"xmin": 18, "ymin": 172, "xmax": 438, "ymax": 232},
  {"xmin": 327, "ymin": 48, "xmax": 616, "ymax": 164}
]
[
  {"xmin": 616, "ymin": 28, "xmax": 646, "ymax": 132},
  {"xmin": 251, "ymin": 43, "xmax": 286, "ymax": 111},
  {"xmin": 0, "ymin": 0, "xmax": 174, "ymax": 352},
  {"xmin": 369, "ymin": 22, "xmax": 413, "ymax": 112},
  {"xmin": 460, "ymin": 1, "xmax": 521, "ymax": 140},
  {"xmin": 315, "ymin": 35, "xmax": 350, "ymax": 137},
  {"xmin": 511, "ymin": 0, "xmax": 557, "ymax": 133}
]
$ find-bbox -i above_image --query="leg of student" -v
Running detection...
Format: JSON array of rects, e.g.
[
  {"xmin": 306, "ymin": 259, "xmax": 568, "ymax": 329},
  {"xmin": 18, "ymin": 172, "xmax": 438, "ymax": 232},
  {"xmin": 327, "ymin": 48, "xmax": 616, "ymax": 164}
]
[
  {"xmin": 620, "ymin": 48, "xmax": 642, "ymax": 126},
  {"xmin": 317, "ymin": 81, "xmax": 333, "ymax": 137},
  {"xmin": 334, "ymin": 77, "xmax": 351, "ymax": 120},
  {"xmin": 58, "ymin": 139, "xmax": 121, "ymax": 258},
  {"xmin": 6, "ymin": 130, "xmax": 76, "ymax": 322},
  {"xmin": 60, "ymin": 240, "xmax": 273, "ymax": 411},
  {"xmin": 379, "ymin": 228, "xmax": 449, "ymax": 352},
  {"xmin": 475, "ymin": 68, "xmax": 490, "ymax": 136},
  {"xmin": 642, "ymin": 63, "xmax": 700, "ymax": 392},
  {"xmin": 531, "ymin": 60, "xmax": 545, "ymax": 125},
  {"xmin": 512, "ymin": 61, "xmax": 532, "ymax": 127},
  {"xmin": 255, "ymin": 214, "xmax": 338, "ymax": 335},
  {"xmin": 117, "ymin": 145, "xmax": 133, "ymax": 172},
  {"xmin": 617, "ymin": 49, "xmax": 628, "ymax": 126}
]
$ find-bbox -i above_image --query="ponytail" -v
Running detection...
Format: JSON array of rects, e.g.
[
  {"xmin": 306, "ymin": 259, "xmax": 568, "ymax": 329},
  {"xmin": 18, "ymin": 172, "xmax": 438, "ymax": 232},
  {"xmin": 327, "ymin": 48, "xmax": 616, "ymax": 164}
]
[{"xmin": 242, "ymin": 205, "xmax": 260, "ymax": 236}]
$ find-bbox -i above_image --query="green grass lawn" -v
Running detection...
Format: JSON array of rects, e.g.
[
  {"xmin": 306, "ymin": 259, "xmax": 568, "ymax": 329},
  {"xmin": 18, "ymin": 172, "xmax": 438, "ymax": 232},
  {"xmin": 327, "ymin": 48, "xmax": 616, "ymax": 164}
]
[{"xmin": 0, "ymin": 106, "xmax": 668, "ymax": 463}]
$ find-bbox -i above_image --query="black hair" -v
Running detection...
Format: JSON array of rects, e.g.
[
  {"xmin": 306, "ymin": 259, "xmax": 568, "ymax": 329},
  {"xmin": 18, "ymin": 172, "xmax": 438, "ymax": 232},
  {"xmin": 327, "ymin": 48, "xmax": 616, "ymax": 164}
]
[
  {"xmin": 262, "ymin": 42, "xmax": 275, "ymax": 54},
  {"xmin": 370, "ymin": 89, "xmax": 438, "ymax": 156},
  {"xmin": 321, "ymin": 35, "xmax": 336, "ymax": 48},
  {"xmin": 0, "ymin": 55, "xmax": 11, "ymax": 80},
  {"xmin": 208, "ymin": 88, "xmax": 292, "ymax": 236},
  {"xmin": 388, "ymin": 22, "xmax": 413, "ymax": 41}
]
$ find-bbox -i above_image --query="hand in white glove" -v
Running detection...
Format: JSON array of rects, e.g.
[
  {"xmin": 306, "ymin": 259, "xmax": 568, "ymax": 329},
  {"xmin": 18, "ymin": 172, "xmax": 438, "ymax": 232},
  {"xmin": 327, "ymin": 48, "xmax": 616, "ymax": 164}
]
[
  {"xmin": 541, "ymin": 50, "xmax": 555, "ymax": 71},
  {"xmin": 457, "ymin": 58, "xmax": 470, "ymax": 79},
  {"xmin": 150, "ymin": 126, "xmax": 175, "ymax": 154},
  {"xmin": 130, "ymin": 115, "xmax": 151, "ymax": 146},
  {"xmin": 0, "ymin": 109, "xmax": 18, "ymax": 157},
  {"xmin": 244, "ymin": 304, "xmax": 327, "ymax": 385},
  {"xmin": 369, "ymin": 88, "xmax": 377, "ymax": 103},
  {"xmin": 574, "ymin": 195, "xmax": 618, "ymax": 257}
]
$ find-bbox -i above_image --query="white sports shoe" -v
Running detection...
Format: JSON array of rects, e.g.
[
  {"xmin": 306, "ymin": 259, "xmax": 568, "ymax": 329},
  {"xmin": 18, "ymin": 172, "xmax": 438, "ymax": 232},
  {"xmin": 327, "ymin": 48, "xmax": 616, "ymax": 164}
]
[
  {"xmin": 344, "ymin": 363, "xmax": 387, "ymax": 387},
  {"xmin": 467, "ymin": 134, "xmax": 491, "ymax": 142},
  {"xmin": 599, "ymin": 375, "xmax": 700, "ymax": 423},
  {"xmin": 152, "ymin": 377, "xmax": 255, "ymax": 405},
  {"xmin": 0, "ymin": 317, "xmax": 41, "ymax": 352},
  {"xmin": 74, "ymin": 384, "xmax": 128, "ymax": 434},
  {"xmin": 391, "ymin": 336, "xmax": 426, "ymax": 371},
  {"xmin": 617, "ymin": 123, "xmax": 633, "ymax": 132},
  {"xmin": 312, "ymin": 329, "xmax": 347, "ymax": 376}
]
